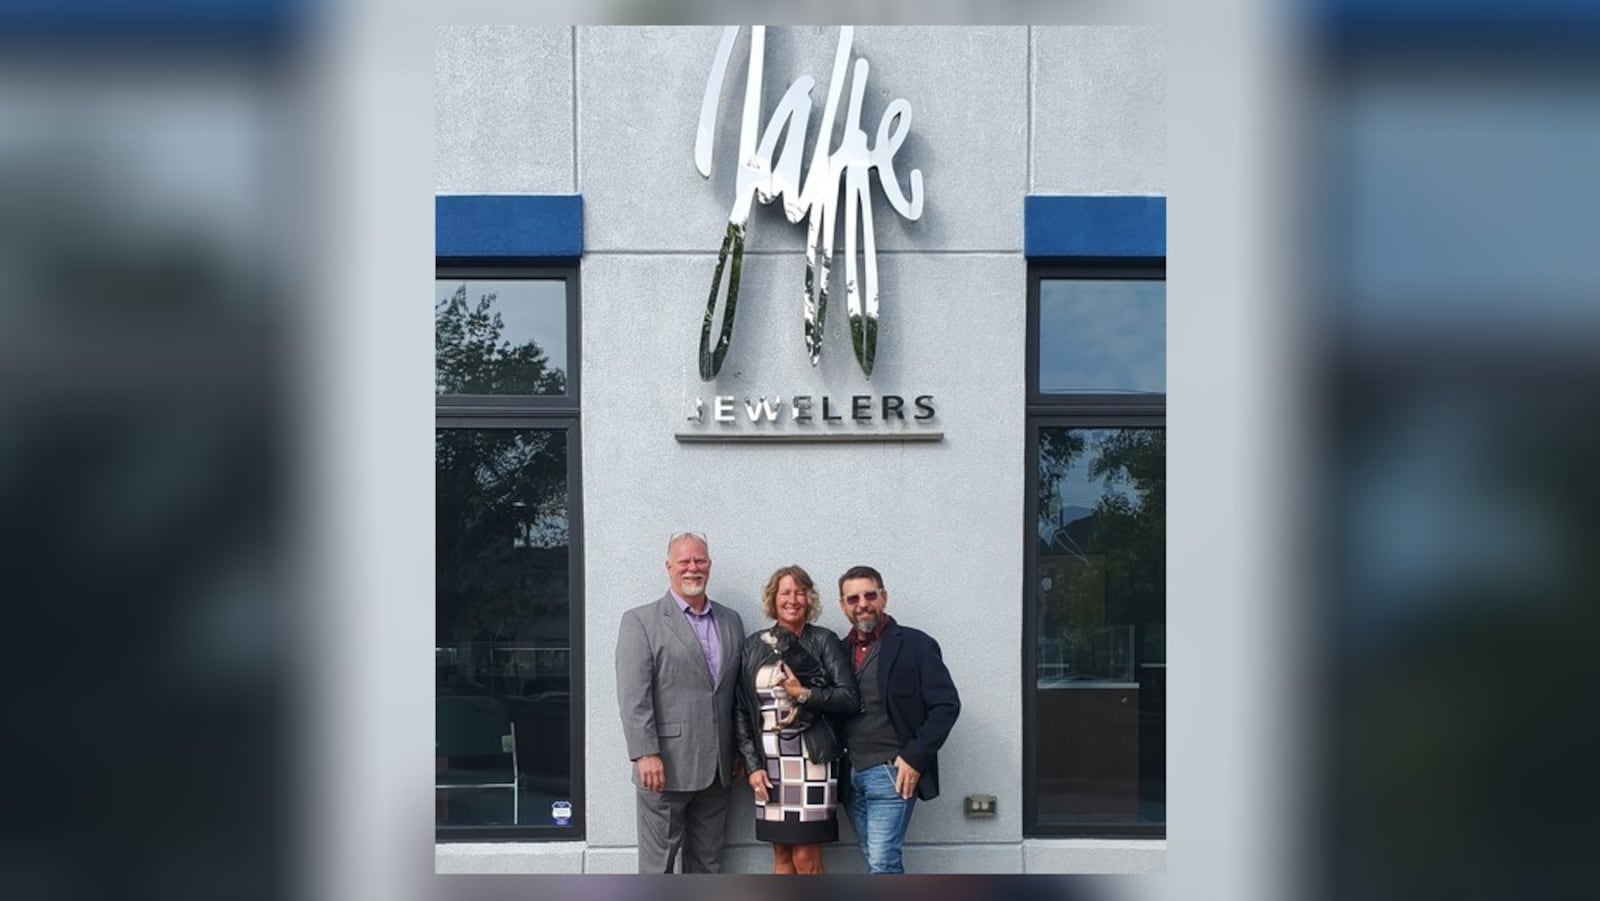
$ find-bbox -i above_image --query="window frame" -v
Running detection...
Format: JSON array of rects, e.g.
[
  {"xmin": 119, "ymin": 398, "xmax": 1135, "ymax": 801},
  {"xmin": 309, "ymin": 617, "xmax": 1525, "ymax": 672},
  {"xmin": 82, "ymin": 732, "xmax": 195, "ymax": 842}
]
[
  {"xmin": 435, "ymin": 263, "xmax": 581, "ymax": 417},
  {"xmin": 1027, "ymin": 261, "xmax": 1167, "ymax": 414},
  {"xmin": 435, "ymin": 263, "xmax": 585, "ymax": 842},
  {"xmin": 1023, "ymin": 260, "xmax": 1167, "ymax": 839}
]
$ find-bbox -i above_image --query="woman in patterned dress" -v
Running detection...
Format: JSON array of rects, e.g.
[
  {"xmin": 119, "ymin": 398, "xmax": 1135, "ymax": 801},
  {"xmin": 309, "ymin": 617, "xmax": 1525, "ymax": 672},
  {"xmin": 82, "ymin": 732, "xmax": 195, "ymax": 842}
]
[{"xmin": 734, "ymin": 565, "xmax": 860, "ymax": 873}]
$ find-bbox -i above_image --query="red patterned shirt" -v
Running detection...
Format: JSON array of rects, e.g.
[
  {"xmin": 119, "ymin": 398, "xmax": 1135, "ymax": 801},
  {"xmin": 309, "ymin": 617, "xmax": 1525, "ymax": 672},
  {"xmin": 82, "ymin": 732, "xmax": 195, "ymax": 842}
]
[{"xmin": 847, "ymin": 614, "xmax": 893, "ymax": 670}]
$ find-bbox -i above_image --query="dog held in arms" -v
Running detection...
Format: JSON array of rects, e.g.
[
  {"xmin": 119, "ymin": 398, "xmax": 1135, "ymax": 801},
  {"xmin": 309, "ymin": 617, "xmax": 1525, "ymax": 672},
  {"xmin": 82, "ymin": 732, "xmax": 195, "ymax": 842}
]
[{"xmin": 759, "ymin": 626, "xmax": 830, "ymax": 730}]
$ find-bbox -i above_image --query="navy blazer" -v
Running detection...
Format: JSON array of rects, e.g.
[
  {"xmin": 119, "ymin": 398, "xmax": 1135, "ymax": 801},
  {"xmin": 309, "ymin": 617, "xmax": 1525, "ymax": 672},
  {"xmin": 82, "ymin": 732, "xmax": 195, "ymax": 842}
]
[{"xmin": 848, "ymin": 619, "xmax": 961, "ymax": 801}]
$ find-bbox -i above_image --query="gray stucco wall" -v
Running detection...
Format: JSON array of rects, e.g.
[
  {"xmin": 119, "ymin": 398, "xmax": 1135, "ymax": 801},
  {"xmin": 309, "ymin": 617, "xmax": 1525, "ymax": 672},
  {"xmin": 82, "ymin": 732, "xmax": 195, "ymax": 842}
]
[{"xmin": 435, "ymin": 25, "xmax": 1164, "ymax": 874}]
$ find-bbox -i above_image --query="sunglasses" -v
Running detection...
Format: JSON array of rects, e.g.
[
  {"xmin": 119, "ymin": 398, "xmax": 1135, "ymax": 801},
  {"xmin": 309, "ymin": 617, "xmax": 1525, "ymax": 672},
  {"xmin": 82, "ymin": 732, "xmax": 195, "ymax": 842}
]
[{"xmin": 842, "ymin": 589, "xmax": 883, "ymax": 606}]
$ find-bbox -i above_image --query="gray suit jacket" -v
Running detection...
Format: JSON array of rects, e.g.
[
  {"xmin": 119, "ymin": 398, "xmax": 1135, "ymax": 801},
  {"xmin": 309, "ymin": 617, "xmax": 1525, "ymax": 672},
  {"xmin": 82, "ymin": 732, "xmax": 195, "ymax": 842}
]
[{"xmin": 616, "ymin": 593, "xmax": 745, "ymax": 792}]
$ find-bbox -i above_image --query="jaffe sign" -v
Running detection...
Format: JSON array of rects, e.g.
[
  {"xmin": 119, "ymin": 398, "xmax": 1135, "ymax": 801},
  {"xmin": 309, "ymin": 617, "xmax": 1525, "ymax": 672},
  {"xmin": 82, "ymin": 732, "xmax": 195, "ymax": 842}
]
[{"xmin": 682, "ymin": 26, "xmax": 940, "ymax": 444}]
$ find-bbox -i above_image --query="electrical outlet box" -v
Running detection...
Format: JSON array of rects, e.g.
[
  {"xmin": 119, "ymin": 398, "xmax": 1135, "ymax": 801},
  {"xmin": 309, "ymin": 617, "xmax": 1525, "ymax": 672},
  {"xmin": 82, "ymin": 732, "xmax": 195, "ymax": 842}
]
[
  {"xmin": 963, "ymin": 794, "xmax": 997, "ymax": 818},
  {"xmin": 501, "ymin": 734, "xmax": 515, "ymax": 753}
]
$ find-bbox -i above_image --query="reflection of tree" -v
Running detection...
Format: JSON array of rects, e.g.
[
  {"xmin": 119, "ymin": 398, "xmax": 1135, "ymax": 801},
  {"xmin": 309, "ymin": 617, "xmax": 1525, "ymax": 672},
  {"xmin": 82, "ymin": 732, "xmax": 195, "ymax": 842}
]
[
  {"xmin": 1038, "ymin": 428, "xmax": 1165, "ymax": 665},
  {"xmin": 1038, "ymin": 429, "xmax": 1086, "ymax": 538},
  {"xmin": 436, "ymin": 284, "xmax": 566, "ymax": 395},
  {"xmin": 1086, "ymin": 430, "xmax": 1165, "ymax": 644},
  {"xmin": 437, "ymin": 430, "xmax": 568, "ymax": 638},
  {"xmin": 436, "ymin": 286, "xmax": 570, "ymax": 657}
]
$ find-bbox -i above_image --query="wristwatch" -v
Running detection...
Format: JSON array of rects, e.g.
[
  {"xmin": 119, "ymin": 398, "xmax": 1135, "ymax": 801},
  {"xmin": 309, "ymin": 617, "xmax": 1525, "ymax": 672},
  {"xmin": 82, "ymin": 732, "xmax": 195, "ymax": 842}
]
[{"xmin": 798, "ymin": 688, "xmax": 813, "ymax": 704}]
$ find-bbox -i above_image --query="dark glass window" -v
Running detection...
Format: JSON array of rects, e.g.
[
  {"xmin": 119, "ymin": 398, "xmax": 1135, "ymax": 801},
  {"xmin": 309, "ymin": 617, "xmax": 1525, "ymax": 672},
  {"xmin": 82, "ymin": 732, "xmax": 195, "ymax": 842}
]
[
  {"xmin": 1032, "ymin": 426, "xmax": 1165, "ymax": 830},
  {"xmin": 436, "ymin": 427, "xmax": 574, "ymax": 828},
  {"xmin": 1026, "ymin": 265, "xmax": 1165, "ymax": 838},
  {"xmin": 436, "ymin": 278, "xmax": 570, "ymax": 396},
  {"xmin": 436, "ymin": 267, "xmax": 581, "ymax": 840}
]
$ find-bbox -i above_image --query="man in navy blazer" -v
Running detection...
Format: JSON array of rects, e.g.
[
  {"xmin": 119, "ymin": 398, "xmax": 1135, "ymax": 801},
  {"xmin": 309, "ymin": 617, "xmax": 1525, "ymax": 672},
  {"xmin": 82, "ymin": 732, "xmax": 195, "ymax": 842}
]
[{"xmin": 835, "ymin": 565, "xmax": 961, "ymax": 873}]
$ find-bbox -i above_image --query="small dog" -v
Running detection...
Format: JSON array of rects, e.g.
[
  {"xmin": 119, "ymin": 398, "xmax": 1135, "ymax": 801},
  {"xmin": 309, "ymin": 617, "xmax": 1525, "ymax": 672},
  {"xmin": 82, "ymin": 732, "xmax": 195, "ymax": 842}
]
[{"xmin": 759, "ymin": 627, "xmax": 830, "ymax": 730}]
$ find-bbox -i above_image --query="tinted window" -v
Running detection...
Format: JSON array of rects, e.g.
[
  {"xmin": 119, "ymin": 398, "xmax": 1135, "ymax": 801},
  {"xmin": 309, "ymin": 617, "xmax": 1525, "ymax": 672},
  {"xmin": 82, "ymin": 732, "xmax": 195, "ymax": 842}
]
[
  {"xmin": 1038, "ymin": 278, "xmax": 1165, "ymax": 394},
  {"xmin": 436, "ymin": 427, "xmax": 573, "ymax": 828},
  {"xmin": 436, "ymin": 279, "xmax": 569, "ymax": 396},
  {"xmin": 1033, "ymin": 426, "xmax": 1166, "ymax": 830}
]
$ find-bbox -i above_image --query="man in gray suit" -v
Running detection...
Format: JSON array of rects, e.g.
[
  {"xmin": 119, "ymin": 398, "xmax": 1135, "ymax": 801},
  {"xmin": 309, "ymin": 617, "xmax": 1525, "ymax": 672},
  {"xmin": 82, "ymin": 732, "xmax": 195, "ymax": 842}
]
[{"xmin": 615, "ymin": 531, "xmax": 745, "ymax": 872}]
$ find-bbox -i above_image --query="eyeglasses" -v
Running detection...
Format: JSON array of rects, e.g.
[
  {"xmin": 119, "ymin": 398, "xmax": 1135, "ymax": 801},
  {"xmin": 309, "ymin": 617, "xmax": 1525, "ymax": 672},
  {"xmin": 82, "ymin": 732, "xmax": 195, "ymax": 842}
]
[
  {"xmin": 668, "ymin": 530, "xmax": 709, "ymax": 556},
  {"xmin": 842, "ymin": 589, "xmax": 882, "ymax": 606}
]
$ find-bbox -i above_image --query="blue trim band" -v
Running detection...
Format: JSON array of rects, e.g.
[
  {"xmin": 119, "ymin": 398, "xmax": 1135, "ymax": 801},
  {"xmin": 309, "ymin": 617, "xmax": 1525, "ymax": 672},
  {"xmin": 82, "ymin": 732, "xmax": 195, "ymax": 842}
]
[
  {"xmin": 1025, "ymin": 195, "xmax": 1165, "ymax": 259},
  {"xmin": 1318, "ymin": 0, "xmax": 1600, "ymax": 28},
  {"xmin": 0, "ymin": 0, "xmax": 304, "ymax": 45},
  {"xmin": 436, "ymin": 194, "xmax": 583, "ymax": 259}
]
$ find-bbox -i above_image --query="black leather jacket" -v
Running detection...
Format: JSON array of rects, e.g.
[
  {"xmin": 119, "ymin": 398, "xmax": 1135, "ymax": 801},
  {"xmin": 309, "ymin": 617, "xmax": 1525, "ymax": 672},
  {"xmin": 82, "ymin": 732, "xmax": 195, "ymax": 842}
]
[{"xmin": 735, "ymin": 623, "xmax": 861, "ymax": 768}]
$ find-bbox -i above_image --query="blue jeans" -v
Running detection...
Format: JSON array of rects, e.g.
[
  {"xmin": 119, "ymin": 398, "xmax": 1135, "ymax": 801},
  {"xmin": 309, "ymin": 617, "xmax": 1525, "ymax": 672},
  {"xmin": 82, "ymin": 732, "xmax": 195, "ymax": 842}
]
[{"xmin": 845, "ymin": 762, "xmax": 917, "ymax": 873}]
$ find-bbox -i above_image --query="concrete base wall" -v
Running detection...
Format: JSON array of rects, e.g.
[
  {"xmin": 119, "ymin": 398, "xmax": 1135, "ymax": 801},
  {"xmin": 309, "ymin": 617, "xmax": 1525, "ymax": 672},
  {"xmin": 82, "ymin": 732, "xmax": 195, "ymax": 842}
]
[{"xmin": 436, "ymin": 839, "xmax": 1163, "ymax": 874}]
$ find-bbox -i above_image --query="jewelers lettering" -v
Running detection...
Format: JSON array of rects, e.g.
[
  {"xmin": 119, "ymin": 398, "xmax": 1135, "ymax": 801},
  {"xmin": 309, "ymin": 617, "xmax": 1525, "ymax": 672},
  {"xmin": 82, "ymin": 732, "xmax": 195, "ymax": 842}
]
[{"xmin": 687, "ymin": 394, "xmax": 937, "ymax": 425}]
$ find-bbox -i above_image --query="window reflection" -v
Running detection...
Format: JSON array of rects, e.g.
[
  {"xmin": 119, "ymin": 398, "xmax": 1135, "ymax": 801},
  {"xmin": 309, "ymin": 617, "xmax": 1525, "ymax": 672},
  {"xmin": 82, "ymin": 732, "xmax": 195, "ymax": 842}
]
[
  {"xmin": 436, "ymin": 279, "xmax": 568, "ymax": 396},
  {"xmin": 436, "ymin": 428, "xmax": 571, "ymax": 828},
  {"xmin": 1038, "ymin": 279, "xmax": 1165, "ymax": 394},
  {"xmin": 1034, "ymin": 427, "xmax": 1165, "ymax": 828}
]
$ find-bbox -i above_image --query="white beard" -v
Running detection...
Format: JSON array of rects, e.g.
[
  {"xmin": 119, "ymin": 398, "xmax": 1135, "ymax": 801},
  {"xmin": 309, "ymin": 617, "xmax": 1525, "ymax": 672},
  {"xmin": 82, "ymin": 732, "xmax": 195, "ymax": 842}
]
[
  {"xmin": 854, "ymin": 614, "xmax": 877, "ymax": 635},
  {"xmin": 679, "ymin": 582, "xmax": 705, "ymax": 597}
]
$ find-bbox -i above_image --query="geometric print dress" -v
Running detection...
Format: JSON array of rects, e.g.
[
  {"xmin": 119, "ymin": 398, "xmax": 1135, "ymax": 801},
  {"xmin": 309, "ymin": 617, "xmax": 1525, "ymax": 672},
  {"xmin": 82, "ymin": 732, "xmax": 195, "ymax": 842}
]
[{"xmin": 752, "ymin": 659, "xmax": 840, "ymax": 844}]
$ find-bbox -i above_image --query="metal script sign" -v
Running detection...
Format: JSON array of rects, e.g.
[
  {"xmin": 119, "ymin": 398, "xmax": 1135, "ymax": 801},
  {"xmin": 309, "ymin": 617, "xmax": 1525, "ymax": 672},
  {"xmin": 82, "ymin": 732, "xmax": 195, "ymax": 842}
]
[{"xmin": 694, "ymin": 25, "xmax": 925, "ymax": 380}]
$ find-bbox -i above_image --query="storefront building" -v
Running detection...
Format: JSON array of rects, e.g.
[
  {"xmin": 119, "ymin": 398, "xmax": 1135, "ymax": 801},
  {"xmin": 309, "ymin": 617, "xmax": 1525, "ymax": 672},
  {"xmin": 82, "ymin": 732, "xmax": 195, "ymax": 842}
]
[{"xmin": 434, "ymin": 25, "xmax": 1165, "ymax": 873}]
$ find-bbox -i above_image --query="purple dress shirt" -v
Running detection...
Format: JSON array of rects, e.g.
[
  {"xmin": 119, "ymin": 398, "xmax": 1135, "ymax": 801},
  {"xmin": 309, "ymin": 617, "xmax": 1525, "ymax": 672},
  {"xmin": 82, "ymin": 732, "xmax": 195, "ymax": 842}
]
[{"xmin": 672, "ymin": 591, "xmax": 722, "ymax": 684}]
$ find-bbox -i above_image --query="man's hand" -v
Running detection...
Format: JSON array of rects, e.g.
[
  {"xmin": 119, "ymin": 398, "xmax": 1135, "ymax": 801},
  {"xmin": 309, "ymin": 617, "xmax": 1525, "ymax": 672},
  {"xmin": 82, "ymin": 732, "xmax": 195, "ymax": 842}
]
[
  {"xmin": 635, "ymin": 754, "xmax": 665, "ymax": 792},
  {"xmin": 892, "ymin": 755, "xmax": 921, "ymax": 800},
  {"xmin": 748, "ymin": 768, "xmax": 773, "ymax": 803}
]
